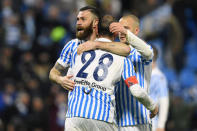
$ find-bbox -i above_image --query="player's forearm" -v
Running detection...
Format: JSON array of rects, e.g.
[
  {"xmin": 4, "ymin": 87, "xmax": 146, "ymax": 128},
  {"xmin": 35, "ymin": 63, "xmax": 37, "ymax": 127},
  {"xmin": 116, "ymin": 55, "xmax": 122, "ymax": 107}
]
[
  {"xmin": 95, "ymin": 41, "xmax": 130, "ymax": 56},
  {"xmin": 129, "ymin": 84, "xmax": 156, "ymax": 111},
  {"xmin": 158, "ymin": 97, "xmax": 169, "ymax": 128},
  {"xmin": 49, "ymin": 62, "xmax": 69, "ymax": 84},
  {"xmin": 49, "ymin": 67, "xmax": 62, "ymax": 84},
  {"xmin": 126, "ymin": 30, "xmax": 153, "ymax": 59}
]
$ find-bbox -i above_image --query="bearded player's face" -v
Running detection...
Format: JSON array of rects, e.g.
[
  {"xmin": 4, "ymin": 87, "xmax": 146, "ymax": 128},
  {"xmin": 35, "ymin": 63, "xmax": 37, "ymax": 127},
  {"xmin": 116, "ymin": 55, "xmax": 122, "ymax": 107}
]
[{"xmin": 76, "ymin": 10, "xmax": 94, "ymax": 40}]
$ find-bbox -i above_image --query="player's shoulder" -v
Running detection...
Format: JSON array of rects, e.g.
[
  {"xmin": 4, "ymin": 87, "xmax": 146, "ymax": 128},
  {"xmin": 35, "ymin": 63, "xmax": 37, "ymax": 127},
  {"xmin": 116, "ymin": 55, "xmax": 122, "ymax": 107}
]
[
  {"xmin": 62, "ymin": 38, "xmax": 81, "ymax": 49},
  {"xmin": 66, "ymin": 38, "xmax": 81, "ymax": 45}
]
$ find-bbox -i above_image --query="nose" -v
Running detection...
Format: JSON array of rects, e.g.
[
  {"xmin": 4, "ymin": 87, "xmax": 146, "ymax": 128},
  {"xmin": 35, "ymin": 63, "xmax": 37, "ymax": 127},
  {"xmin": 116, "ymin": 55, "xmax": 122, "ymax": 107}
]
[{"xmin": 77, "ymin": 19, "xmax": 82, "ymax": 25}]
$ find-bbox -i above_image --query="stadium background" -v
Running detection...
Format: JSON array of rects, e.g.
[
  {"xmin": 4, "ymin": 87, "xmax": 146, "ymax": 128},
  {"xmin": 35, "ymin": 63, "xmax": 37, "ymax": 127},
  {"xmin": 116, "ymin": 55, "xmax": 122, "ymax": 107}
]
[{"xmin": 0, "ymin": 0, "xmax": 196, "ymax": 130}]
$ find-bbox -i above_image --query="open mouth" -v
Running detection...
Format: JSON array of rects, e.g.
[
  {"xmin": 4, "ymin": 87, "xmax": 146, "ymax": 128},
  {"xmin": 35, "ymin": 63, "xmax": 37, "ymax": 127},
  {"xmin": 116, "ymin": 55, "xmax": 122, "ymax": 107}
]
[
  {"xmin": 120, "ymin": 36, "xmax": 125, "ymax": 39},
  {"xmin": 77, "ymin": 27, "xmax": 84, "ymax": 32}
]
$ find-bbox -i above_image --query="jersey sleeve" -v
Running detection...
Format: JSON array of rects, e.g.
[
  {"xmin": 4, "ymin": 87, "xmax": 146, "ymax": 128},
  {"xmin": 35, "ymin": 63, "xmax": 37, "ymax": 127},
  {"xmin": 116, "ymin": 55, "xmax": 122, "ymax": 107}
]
[
  {"xmin": 126, "ymin": 30, "xmax": 153, "ymax": 61},
  {"xmin": 57, "ymin": 40, "xmax": 75, "ymax": 68},
  {"xmin": 122, "ymin": 58, "xmax": 138, "ymax": 87}
]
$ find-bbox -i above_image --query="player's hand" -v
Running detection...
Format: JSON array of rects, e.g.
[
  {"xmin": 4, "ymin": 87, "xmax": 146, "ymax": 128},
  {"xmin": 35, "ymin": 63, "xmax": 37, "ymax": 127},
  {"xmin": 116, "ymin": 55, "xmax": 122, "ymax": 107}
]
[
  {"xmin": 59, "ymin": 75, "xmax": 75, "ymax": 91},
  {"xmin": 110, "ymin": 22, "xmax": 127, "ymax": 35},
  {"xmin": 150, "ymin": 105, "xmax": 159, "ymax": 118},
  {"xmin": 77, "ymin": 41, "xmax": 97, "ymax": 54},
  {"xmin": 156, "ymin": 128, "xmax": 165, "ymax": 131}
]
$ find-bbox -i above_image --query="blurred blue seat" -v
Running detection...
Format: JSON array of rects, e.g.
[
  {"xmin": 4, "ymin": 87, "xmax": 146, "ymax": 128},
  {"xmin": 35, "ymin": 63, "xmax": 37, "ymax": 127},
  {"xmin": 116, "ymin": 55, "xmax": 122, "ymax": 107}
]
[{"xmin": 179, "ymin": 67, "xmax": 196, "ymax": 88}]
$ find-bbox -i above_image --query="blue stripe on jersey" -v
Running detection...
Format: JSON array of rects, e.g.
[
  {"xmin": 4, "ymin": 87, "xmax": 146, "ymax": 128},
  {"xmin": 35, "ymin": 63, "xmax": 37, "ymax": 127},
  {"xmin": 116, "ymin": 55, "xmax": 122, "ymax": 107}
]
[
  {"xmin": 67, "ymin": 91, "xmax": 73, "ymax": 117},
  {"xmin": 142, "ymin": 62, "xmax": 148, "ymax": 123},
  {"xmin": 140, "ymin": 105, "xmax": 144, "ymax": 124},
  {"xmin": 62, "ymin": 41, "xmax": 75, "ymax": 62},
  {"xmin": 97, "ymin": 91, "xmax": 103, "ymax": 120},
  {"xmin": 116, "ymin": 82, "xmax": 123, "ymax": 125},
  {"xmin": 138, "ymin": 55, "xmax": 145, "ymax": 124},
  {"xmin": 60, "ymin": 41, "xmax": 72, "ymax": 59},
  {"xmin": 74, "ymin": 86, "xmax": 80, "ymax": 116},
  {"xmin": 126, "ymin": 59, "xmax": 131, "ymax": 77},
  {"xmin": 73, "ymin": 48, "xmax": 77, "ymax": 65},
  {"xmin": 138, "ymin": 55, "xmax": 142, "ymax": 88},
  {"xmin": 63, "ymin": 47, "xmax": 71, "ymax": 63},
  {"xmin": 92, "ymin": 90, "xmax": 98, "ymax": 119},
  {"xmin": 134, "ymin": 52, "xmax": 140, "ymax": 124},
  {"xmin": 67, "ymin": 41, "xmax": 77, "ymax": 66},
  {"xmin": 125, "ymin": 81, "xmax": 131, "ymax": 125},
  {"xmin": 121, "ymin": 80, "xmax": 127, "ymax": 126},
  {"xmin": 126, "ymin": 58, "xmax": 132, "ymax": 125},
  {"xmin": 78, "ymin": 87, "xmax": 85, "ymax": 116},
  {"xmin": 82, "ymin": 89, "xmax": 89, "ymax": 117},
  {"xmin": 102, "ymin": 93, "xmax": 107, "ymax": 120},
  {"xmin": 130, "ymin": 58, "xmax": 135, "ymax": 125},
  {"xmin": 131, "ymin": 95, "xmax": 135, "ymax": 125},
  {"xmin": 106, "ymin": 94, "xmax": 111, "ymax": 122},
  {"xmin": 130, "ymin": 48, "xmax": 135, "ymax": 54},
  {"xmin": 70, "ymin": 87, "xmax": 77, "ymax": 115},
  {"xmin": 87, "ymin": 90, "xmax": 93, "ymax": 118}
]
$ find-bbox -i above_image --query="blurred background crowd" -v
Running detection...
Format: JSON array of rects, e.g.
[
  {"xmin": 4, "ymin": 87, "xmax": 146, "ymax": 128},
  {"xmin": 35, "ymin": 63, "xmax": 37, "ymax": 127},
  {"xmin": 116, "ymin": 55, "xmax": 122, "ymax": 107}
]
[{"xmin": 0, "ymin": 0, "xmax": 196, "ymax": 130}]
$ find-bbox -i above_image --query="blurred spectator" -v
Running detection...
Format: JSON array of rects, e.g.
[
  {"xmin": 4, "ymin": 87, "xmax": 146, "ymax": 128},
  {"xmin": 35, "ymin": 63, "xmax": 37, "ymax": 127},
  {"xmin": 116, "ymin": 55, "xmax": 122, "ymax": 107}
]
[
  {"xmin": 27, "ymin": 96, "xmax": 49, "ymax": 131},
  {"xmin": 1, "ymin": 91, "xmax": 30, "ymax": 130},
  {"xmin": 4, "ymin": 14, "xmax": 21, "ymax": 47}
]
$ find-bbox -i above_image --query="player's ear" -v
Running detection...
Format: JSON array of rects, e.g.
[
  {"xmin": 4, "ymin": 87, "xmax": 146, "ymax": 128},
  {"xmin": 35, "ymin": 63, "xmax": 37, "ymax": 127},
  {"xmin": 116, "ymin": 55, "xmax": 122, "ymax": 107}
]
[
  {"xmin": 135, "ymin": 27, "xmax": 140, "ymax": 35},
  {"xmin": 93, "ymin": 19, "xmax": 99, "ymax": 28}
]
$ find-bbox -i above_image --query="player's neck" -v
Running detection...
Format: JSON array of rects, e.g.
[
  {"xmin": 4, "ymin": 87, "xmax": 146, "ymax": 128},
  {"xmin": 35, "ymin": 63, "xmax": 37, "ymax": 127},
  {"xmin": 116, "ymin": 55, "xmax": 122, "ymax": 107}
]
[
  {"xmin": 99, "ymin": 35, "xmax": 114, "ymax": 41},
  {"xmin": 87, "ymin": 30, "xmax": 97, "ymax": 41},
  {"xmin": 152, "ymin": 62, "xmax": 157, "ymax": 69}
]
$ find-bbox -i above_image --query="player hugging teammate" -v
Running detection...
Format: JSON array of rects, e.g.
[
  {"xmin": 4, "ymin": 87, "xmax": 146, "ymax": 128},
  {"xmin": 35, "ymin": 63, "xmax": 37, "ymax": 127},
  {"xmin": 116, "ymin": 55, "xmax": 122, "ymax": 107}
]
[{"xmin": 49, "ymin": 6, "xmax": 158, "ymax": 131}]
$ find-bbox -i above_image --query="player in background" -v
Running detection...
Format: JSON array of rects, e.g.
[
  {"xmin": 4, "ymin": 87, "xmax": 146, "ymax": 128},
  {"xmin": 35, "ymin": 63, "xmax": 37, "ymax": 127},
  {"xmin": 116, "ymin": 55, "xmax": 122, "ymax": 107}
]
[
  {"xmin": 64, "ymin": 15, "xmax": 158, "ymax": 131},
  {"xmin": 149, "ymin": 46, "xmax": 169, "ymax": 131},
  {"xmin": 77, "ymin": 15, "xmax": 153, "ymax": 130}
]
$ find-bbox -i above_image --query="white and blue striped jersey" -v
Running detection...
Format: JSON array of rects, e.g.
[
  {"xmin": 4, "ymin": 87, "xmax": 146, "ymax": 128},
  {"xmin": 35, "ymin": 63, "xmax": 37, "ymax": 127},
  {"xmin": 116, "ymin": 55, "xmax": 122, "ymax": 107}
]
[
  {"xmin": 58, "ymin": 38, "xmax": 136, "ymax": 123},
  {"xmin": 149, "ymin": 67, "xmax": 169, "ymax": 130},
  {"xmin": 115, "ymin": 45, "xmax": 153, "ymax": 126},
  {"xmin": 57, "ymin": 39, "xmax": 82, "ymax": 68}
]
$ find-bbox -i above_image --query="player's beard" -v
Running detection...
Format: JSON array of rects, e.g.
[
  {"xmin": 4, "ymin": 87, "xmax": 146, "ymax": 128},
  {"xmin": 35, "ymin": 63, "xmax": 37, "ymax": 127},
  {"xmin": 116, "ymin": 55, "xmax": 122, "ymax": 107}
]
[{"xmin": 76, "ymin": 22, "xmax": 93, "ymax": 40}]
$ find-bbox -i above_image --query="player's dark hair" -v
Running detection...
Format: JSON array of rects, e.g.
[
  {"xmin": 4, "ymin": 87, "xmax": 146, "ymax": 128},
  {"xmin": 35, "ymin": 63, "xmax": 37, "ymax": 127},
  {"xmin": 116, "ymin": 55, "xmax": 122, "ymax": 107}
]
[
  {"xmin": 98, "ymin": 15, "xmax": 115, "ymax": 37},
  {"xmin": 152, "ymin": 45, "xmax": 158, "ymax": 62},
  {"xmin": 79, "ymin": 6, "xmax": 101, "ymax": 20}
]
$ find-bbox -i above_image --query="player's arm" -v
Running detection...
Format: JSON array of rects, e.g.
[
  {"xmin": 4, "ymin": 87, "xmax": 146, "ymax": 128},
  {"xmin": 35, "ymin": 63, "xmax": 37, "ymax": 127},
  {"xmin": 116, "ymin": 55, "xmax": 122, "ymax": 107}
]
[
  {"xmin": 77, "ymin": 40, "xmax": 130, "ymax": 56},
  {"xmin": 49, "ymin": 40, "xmax": 75, "ymax": 90},
  {"xmin": 123, "ymin": 58, "xmax": 158, "ymax": 118},
  {"xmin": 110, "ymin": 22, "xmax": 153, "ymax": 60},
  {"xmin": 125, "ymin": 78, "xmax": 158, "ymax": 118},
  {"xmin": 49, "ymin": 62, "xmax": 74, "ymax": 91},
  {"xmin": 126, "ymin": 30, "xmax": 153, "ymax": 60},
  {"xmin": 157, "ymin": 78, "xmax": 169, "ymax": 130}
]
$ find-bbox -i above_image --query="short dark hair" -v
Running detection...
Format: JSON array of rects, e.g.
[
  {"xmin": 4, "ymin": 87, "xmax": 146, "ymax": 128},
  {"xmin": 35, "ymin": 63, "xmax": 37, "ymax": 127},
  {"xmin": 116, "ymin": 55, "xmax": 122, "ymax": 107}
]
[
  {"xmin": 152, "ymin": 45, "xmax": 158, "ymax": 62},
  {"xmin": 98, "ymin": 15, "xmax": 115, "ymax": 37},
  {"xmin": 79, "ymin": 6, "xmax": 101, "ymax": 20}
]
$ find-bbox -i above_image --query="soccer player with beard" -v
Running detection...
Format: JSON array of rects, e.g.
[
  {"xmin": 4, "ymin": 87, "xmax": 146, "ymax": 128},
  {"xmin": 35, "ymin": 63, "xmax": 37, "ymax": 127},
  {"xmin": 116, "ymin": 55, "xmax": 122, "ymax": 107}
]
[
  {"xmin": 49, "ymin": 6, "xmax": 101, "ymax": 130},
  {"xmin": 49, "ymin": 6, "xmax": 100, "ymax": 91}
]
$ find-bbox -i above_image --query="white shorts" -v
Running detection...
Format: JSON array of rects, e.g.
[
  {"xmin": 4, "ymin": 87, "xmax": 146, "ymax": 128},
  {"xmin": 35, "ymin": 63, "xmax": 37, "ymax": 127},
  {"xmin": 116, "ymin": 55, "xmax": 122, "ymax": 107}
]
[
  {"xmin": 65, "ymin": 117, "xmax": 118, "ymax": 131},
  {"xmin": 119, "ymin": 124, "xmax": 152, "ymax": 131}
]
